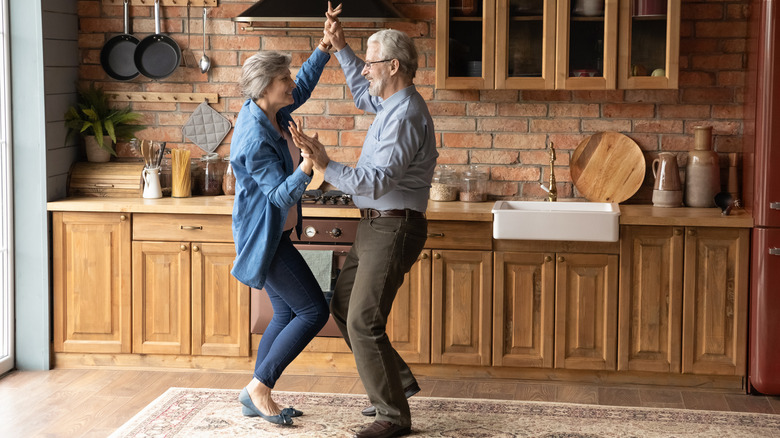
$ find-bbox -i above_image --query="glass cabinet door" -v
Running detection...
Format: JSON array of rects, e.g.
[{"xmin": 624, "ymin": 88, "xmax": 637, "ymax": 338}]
[
  {"xmin": 436, "ymin": 0, "xmax": 496, "ymax": 89},
  {"xmin": 618, "ymin": 0, "xmax": 680, "ymax": 89},
  {"xmin": 556, "ymin": 0, "xmax": 618, "ymax": 89},
  {"xmin": 495, "ymin": 0, "xmax": 556, "ymax": 89}
]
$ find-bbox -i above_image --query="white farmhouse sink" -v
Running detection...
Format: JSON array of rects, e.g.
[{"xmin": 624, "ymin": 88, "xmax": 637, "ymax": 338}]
[{"xmin": 492, "ymin": 201, "xmax": 620, "ymax": 242}]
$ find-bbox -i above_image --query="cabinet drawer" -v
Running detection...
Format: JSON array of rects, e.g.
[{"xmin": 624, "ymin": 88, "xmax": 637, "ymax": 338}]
[
  {"xmin": 425, "ymin": 221, "xmax": 492, "ymax": 250},
  {"xmin": 133, "ymin": 214, "xmax": 233, "ymax": 242}
]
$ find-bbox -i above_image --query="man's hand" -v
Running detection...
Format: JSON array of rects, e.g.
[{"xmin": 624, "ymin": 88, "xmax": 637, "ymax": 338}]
[
  {"xmin": 324, "ymin": 2, "xmax": 346, "ymax": 51},
  {"xmin": 289, "ymin": 120, "xmax": 330, "ymax": 173}
]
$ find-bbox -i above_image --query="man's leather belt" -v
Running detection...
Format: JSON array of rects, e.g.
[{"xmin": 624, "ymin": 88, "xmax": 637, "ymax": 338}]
[{"xmin": 359, "ymin": 208, "xmax": 425, "ymax": 219}]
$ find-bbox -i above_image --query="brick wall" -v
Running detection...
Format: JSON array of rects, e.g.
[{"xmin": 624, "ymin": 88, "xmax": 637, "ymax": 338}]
[{"xmin": 76, "ymin": 0, "xmax": 751, "ymax": 203}]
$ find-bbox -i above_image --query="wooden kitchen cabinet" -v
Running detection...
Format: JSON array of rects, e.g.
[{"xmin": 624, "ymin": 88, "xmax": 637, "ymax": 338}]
[
  {"xmin": 132, "ymin": 214, "xmax": 250, "ymax": 357},
  {"xmin": 492, "ymin": 251, "xmax": 554, "ymax": 368},
  {"xmin": 52, "ymin": 212, "xmax": 132, "ymax": 354},
  {"xmin": 493, "ymin": 239, "xmax": 619, "ymax": 371},
  {"xmin": 436, "ymin": 0, "xmax": 678, "ymax": 90},
  {"xmin": 619, "ymin": 225, "xmax": 749, "ymax": 377},
  {"xmin": 682, "ymin": 227, "xmax": 749, "ymax": 376},
  {"xmin": 618, "ymin": 225, "xmax": 684, "ymax": 373},
  {"xmin": 554, "ymin": 253, "xmax": 619, "ymax": 370},
  {"xmin": 618, "ymin": 0, "xmax": 680, "ymax": 89},
  {"xmin": 387, "ymin": 250, "xmax": 432, "ymax": 364}
]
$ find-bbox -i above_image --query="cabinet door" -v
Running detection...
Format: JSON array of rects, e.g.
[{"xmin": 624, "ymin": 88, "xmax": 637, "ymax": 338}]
[
  {"xmin": 555, "ymin": 0, "xmax": 619, "ymax": 89},
  {"xmin": 682, "ymin": 227, "xmax": 749, "ymax": 376},
  {"xmin": 52, "ymin": 212, "xmax": 131, "ymax": 353},
  {"xmin": 436, "ymin": 0, "xmax": 496, "ymax": 89},
  {"xmin": 192, "ymin": 243, "xmax": 250, "ymax": 357},
  {"xmin": 618, "ymin": 226, "xmax": 683, "ymax": 372},
  {"xmin": 555, "ymin": 253, "xmax": 618, "ymax": 370},
  {"xmin": 132, "ymin": 241, "xmax": 191, "ymax": 355},
  {"xmin": 618, "ymin": 0, "xmax": 680, "ymax": 89},
  {"xmin": 432, "ymin": 249, "xmax": 492, "ymax": 365},
  {"xmin": 493, "ymin": 251, "xmax": 554, "ymax": 367},
  {"xmin": 388, "ymin": 250, "xmax": 432, "ymax": 364},
  {"xmin": 495, "ymin": 0, "xmax": 556, "ymax": 89}
]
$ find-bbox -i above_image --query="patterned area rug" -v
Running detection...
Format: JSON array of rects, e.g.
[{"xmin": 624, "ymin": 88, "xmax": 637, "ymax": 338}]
[{"xmin": 109, "ymin": 388, "xmax": 780, "ymax": 437}]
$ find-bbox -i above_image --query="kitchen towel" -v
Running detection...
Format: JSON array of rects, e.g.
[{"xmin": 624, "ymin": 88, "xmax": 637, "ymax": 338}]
[
  {"xmin": 181, "ymin": 100, "xmax": 232, "ymax": 153},
  {"xmin": 299, "ymin": 250, "xmax": 333, "ymax": 292}
]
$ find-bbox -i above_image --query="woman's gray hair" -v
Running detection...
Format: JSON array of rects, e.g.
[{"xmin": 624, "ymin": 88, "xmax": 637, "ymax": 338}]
[
  {"xmin": 368, "ymin": 29, "xmax": 418, "ymax": 80},
  {"xmin": 239, "ymin": 51, "xmax": 292, "ymax": 101}
]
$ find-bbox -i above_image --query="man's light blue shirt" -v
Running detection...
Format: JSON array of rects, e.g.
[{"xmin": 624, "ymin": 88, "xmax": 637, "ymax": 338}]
[{"xmin": 328, "ymin": 45, "xmax": 438, "ymax": 212}]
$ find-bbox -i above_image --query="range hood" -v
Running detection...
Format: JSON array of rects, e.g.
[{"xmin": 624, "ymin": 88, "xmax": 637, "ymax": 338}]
[{"xmin": 232, "ymin": 0, "xmax": 410, "ymax": 23}]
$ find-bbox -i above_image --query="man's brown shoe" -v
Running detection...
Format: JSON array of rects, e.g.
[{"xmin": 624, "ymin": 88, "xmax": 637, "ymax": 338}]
[{"xmin": 354, "ymin": 420, "xmax": 411, "ymax": 438}]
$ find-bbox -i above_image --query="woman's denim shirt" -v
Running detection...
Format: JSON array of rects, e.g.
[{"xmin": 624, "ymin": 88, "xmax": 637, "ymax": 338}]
[{"xmin": 230, "ymin": 48, "xmax": 329, "ymax": 289}]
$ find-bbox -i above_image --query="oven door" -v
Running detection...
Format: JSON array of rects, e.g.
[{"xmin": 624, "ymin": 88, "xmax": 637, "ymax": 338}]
[{"xmin": 250, "ymin": 243, "xmax": 351, "ymax": 337}]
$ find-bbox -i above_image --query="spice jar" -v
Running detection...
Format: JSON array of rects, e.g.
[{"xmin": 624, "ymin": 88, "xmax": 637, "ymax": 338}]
[
  {"xmin": 222, "ymin": 155, "xmax": 236, "ymax": 195},
  {"xmin": 459, "ymin": 165, "xmax": 488, "ymax": 202},
  {"xmin": 198, "ymin": 152, "xmax": 223, "ymax": 196},
  {"xmin": 430, "ymin": 165, "xmax": 458, "ymax": 201}
]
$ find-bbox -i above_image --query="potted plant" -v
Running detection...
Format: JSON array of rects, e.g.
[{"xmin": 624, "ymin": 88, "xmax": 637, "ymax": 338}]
[{"xmin": 64, "ymin": 83, "xmax": 145, "ymax": 162}]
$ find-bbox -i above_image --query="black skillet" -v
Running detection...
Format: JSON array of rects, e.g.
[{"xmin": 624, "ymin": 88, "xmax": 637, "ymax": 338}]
[
  {"xmin": 100, "ymin": 0, "xmax": 139, "ymax": 81},
  {"xmin": 133, "ymin": 0, "xmax": 181, "ymax": 80}
]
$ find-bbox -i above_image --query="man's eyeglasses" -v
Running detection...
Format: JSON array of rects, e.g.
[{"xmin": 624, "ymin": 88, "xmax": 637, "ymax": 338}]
[{"xmin": 363, "ymin": 59, "xmax": 394, "ymax": 70}]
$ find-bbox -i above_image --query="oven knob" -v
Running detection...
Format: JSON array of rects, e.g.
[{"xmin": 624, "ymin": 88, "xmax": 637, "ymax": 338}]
[
  {"xmin": 304, "ymin": 226, "xmax": 317, "ymax": 238},
  {"xmin": 330, "ymin": 228, "xmax": 342, "ymax": 237}
]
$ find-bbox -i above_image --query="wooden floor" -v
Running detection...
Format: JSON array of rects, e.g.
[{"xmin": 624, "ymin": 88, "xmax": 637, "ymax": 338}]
[{"xmin": 1, "ymin": 368, "xmax": 778, "ymax": 437}]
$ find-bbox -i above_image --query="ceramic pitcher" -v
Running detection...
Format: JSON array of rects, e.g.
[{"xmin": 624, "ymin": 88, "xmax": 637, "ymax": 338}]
[
  {"xmin": 142, "ymin": 167, "xmax": 162, "ymax": 199},
  {"xmin": 652, "ymin": 153, "xmax": 681, "ymax": 191}
]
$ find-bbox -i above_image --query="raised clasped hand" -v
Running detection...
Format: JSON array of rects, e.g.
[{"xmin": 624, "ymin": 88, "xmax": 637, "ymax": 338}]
[{"xmin": 322, "ymin": 2, "xmax": 343, "ymax": 48}]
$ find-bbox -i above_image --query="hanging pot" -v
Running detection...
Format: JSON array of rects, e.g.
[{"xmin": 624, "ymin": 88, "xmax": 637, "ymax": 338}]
[
  {"xmin": 100, "ymin": 0, "xmax": 140, "ymax": 81},
  {"xmin": 133, "ymin": 0, "xmax": 181, "ymax": 80}
]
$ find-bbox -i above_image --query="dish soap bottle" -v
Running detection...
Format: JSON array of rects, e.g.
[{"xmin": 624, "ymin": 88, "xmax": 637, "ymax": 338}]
[{"xmin": 684, "ymin": 126, "xmax": 720, "ymax": 208}]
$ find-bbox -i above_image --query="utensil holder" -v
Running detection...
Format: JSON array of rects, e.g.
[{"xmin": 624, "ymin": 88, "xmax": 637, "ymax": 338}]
[{"xmin": 142, "ymin": 167, "xmax": 162, "ymax": 199}]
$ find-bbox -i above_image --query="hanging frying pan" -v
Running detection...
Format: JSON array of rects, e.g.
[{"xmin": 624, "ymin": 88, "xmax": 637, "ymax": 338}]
[
  {"xmin": 133, "ymin": 0, "xmax": 181, "ymax": 80},
  {"xmin": 100, "ymin": 0, "xmax": 139, "ymax": 81}
]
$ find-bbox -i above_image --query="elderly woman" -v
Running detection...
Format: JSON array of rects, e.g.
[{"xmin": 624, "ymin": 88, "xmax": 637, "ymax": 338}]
[{"xmin": 230, "ymin": 4, "xmax": 341, "ymax": 426}]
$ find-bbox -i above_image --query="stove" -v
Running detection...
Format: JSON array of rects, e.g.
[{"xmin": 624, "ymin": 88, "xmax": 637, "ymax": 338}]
[{"xmin": 302, "ymin": 189, "xmax": 353, "ymax": 205}]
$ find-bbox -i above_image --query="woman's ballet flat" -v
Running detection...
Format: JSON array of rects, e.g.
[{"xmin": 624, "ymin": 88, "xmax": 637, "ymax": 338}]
[
  {"xmin": 239, "ymin": 387, "xmax": 293, "ymax": 425},
  {"xmin": 282, "ymin": 407, "xmax": 303, "ymax": 417}
]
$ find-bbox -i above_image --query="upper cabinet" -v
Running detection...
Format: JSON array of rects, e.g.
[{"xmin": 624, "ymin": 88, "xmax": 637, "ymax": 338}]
[{"xmin": 436, "ymin": 0, "xmax": 680, "ymax": 90}]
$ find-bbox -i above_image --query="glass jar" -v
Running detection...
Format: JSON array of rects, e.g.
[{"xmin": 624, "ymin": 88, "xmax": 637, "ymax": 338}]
[
  {"xmin": 459, "ymin": 165, "xmax": 488, "ymax": 202},
  {"xmin": 430, "ymin": 165, "xmax": 458, "ymax": 201},
  {"xmin": 159, "ymin": 156, "xmax": 172, "ymax": 197},
  {"xmin": 222, "ymin": 155, "xmax": 236, "ymax": 195},
  {"xmin": 198, "ymin": 153, "xmax": 223, "ymax": 196}
]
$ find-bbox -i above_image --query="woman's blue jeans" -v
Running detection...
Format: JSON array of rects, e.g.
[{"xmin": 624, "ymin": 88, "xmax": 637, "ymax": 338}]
[{"xmin": 253, "ymin": 230, "xmax": 329, "ymax": 388}]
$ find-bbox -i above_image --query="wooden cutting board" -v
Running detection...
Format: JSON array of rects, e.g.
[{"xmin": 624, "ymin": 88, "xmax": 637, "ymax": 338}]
[{"xmin": 570, "ymin": 132, "xmax": 646, "ymax": 203}]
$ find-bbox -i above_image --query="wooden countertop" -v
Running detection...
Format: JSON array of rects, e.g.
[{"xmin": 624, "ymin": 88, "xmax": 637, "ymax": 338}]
[{"xmin": 47, "ymin": 197, "xmax": 753, "ymax": 227}]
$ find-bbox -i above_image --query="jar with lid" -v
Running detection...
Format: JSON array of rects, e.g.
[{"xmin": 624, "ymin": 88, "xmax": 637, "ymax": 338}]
[
  {"xmin": 459, "ymin": 165, "xmax": 488, "ymax": 202},
  {"xmin": 222, "ymin": 155, "xmax": 236, "ymax": 195},
  {"xmin": 159, "ymin": 155, "xmax": 172, "ymax": 196},
  {"xmin": 430, "ymin": 165, "xmax": 458, "ymax": 201},
  {"xmin": 197, "ymin": 152, "xmax": 224, "ymax": 196}
]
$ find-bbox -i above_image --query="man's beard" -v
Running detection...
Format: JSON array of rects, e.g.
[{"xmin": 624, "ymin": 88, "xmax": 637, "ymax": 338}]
[{"xmin": 368, "ymin": 76, "xmax": 384, "ymax": 97}]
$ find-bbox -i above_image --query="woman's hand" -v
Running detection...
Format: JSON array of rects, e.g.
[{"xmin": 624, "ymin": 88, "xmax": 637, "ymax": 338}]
[
  {"xmin": 320, "ymin": 2, "xmax": 343, "ymax": 50},
  {"xmin": 324, "ymin": 2, "xmax": 346, "ymax": 51},
  {"xmin": 289, "ymin": 120, "xmax": 330, "ymax": 173}
]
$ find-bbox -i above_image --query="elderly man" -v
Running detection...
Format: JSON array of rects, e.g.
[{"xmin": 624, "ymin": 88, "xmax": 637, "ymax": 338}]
[{"xmin": 290, "ymin": 10, "xmax": 437, "ymax": 438}]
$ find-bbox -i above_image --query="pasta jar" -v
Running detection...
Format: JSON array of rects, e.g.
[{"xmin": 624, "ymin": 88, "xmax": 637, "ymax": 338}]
[
  {"xmin": 222, "ymin": 155, "xmax": 236, "ymax": 195},
  {"xmin": 198, "ymin": 152, "xmax": 224, "ymax": 196},
  {"xmin": 459, "ymin": 165, "xmax": 488, "ymax": 202},
  {"xmin": 430, "ymin": 165, "xmax": 459, "ymax": 201}
]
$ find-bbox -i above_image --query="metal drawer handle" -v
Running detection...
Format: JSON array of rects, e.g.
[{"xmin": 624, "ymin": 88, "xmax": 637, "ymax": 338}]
[
  {"xmin": 771, "ymin": 202, "xmax": 780, "ymax": 210},
  {"xmin": 93, "ymin": 183, "xmax": 114, "ymax": 188},
  {"xmin": 180, "ymin": 225, "xmax": 203, "ymax": 230},
  {"xmin": 427, "ymin": 233, "xmax": 444, "ymax": 237},
  {"xmin": 770, "ymin": 248, "xmax": 780, "ymax": 256}
]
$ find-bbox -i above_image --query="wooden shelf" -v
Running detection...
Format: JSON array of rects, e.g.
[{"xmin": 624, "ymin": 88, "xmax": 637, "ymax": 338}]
[
  {"xmin": 101, "ymin": 0, "xmax": 217, "ymax": 7},
  {"xmin": 107, "ymin": 92, "xmax": 219, "ymax": 103}
]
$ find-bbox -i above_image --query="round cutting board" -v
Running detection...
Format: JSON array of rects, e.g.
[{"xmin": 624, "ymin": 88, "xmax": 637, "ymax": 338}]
[{"xmin": 570, "ymin": 132, "xmax": 646, "ymax": 203}]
